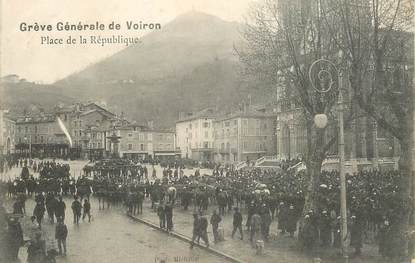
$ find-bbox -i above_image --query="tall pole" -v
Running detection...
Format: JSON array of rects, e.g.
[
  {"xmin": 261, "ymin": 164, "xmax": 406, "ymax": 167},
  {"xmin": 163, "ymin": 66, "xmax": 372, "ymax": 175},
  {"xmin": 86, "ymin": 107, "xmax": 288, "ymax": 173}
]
[
  {"xmin": 29, "ymin": 135, "xmax": 32, "ymax": 159},
  {"xmin": 338, "ymin": 71, "xmax": 348, "ymax": 262},
  {"xmin": 309, "ymin": 58, "xmax": 348, "ymax": 261}
]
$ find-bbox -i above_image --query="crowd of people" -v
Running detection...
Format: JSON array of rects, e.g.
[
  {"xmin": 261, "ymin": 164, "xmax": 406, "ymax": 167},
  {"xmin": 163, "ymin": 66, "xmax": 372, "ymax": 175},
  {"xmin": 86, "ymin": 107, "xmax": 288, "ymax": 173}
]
[{"xmin": 2, "ymin": 156, "xmax": 414, "ymax": 262}]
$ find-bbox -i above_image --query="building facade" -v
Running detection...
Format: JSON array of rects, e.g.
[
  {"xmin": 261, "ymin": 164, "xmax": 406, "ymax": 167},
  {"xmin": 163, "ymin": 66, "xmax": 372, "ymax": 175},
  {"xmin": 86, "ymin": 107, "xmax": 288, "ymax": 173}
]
[
  {"xmin": 15, "ymin": 114, "xmax": 69, "ymax": 158},
  {"xmin": 0, "ymin": 110, "xmax": 16, "ymax": 155},
  {"xmin": 113, "ymin": 124, "xmax": 177, "ymax": 161},
  {"xmin": 213, "ymin": 109, "xmax": 277, "ymax": 164},
  {"xmin": 175, "ymin": 108, "xmax": 215, "ymax": 161}
]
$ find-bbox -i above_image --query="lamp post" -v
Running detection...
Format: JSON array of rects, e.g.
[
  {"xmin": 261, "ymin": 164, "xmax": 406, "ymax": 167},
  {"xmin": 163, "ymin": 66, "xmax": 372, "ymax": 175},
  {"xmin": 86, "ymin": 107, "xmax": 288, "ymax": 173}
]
[
  {"xmin": 24, "ymin": 135, "xmax": 32, "ymax": 159},
  {"xmin": 308, "ymin": 57, "xmax": 348, "ymax": 262}
]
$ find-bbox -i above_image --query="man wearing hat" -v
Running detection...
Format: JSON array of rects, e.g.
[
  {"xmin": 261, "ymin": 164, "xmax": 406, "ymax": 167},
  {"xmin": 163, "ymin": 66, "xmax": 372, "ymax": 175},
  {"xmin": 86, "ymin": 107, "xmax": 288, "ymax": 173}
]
[
  {"xmin": 210, "ymin": 209, "xmax": 222, "ymax": 243},
  {"xmin": 71, "ymin": 196, "xmax": 82, "ymax": 224},
  {"xmin": 349, "ymin": 215, "xmax": 363, "ymax": 256},
  {"xmin": 190, "ymin": 213, "xmax": 200, "ymax": 249},
  {"xmin": 6, "ymin": 215, "xmax": 24, "ymax": 260},
  {"xmin": 55, "ymin": 218, "xmax": 68, "ymax": 255},
  {"xmin": 33, "ymin": 201, "xmax": 45, "ymax": 230},
  {"xmin": 157, "ymin": 201, "xmax": 166, "ymax": 229},
  {"xmin": 27, "ymin": 232, "xmax": 46, "ymax": 263},
  {"xmin": 55, "ymin": 196, "xmax": 66, "ymax": 222},
  {"xmin": 231, "ymin": 207, "xmax": 243, "ymax": 240}
]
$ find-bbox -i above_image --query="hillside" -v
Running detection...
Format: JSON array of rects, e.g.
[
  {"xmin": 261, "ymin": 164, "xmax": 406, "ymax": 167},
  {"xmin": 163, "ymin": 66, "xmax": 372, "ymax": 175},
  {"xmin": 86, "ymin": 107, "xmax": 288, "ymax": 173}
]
[
  {"xmin": 3, "ymin": 82, "xmax": 75, "ymax": 115},
  {"xmin": 51, "ymin": 11, "xmax": 251, "ymax": 127}
]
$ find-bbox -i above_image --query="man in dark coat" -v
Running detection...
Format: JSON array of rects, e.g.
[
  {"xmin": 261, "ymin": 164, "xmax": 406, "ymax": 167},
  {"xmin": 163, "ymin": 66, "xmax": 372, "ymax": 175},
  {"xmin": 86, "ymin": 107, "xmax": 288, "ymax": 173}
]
[
  {"xmin": 250, "ymin": 212, "xmax": 262, "ymax": 243},
  {"xmin": 55, "ymin": 218, "xmax": 68, "ymax": 255},
  {"xmin": 7, "ymin": 216, "xmax": 24, "ymax": 260},
  {"xmin": 55, "ymin": 196, "xmax": 66, "ymax": 222},
  {"xmin": 232, "ymin": 207, "xmax": 243, "ymax": 240},
  {"xmin": 286, "ymin": 205, "xmax": 298, "ymax": 237},
  {"xmin": 190, "ymin": 213, "xmax": 200, "ymax": 249},
  {"xmin": 261, "ymin": 208, "xmax": 272, "ymax": 241},
  {"xmin": 33, "ymin": 201, "xmax": 45, "ymax": 229},
  {"xmin": 210, "ymin": 210, "xmax": 222, "ymax": 243},
  {"xmin": 27, "ymin": 232, "xmax": 46, "ymax": 263},
  {"xmin": 157, "ymin": 202, "xmax": 166, "ymax": 229},
  {"xmin": 82, "ymin": 199, "xmax": 91, "ymax": 222},
  {"xmin": 198, "ymin": 213, "xmax": 209, "ymax": 247},
  {"xmin": 378, "ymin": 219, "xmax": 390, "ymax": 258},
  {"xmin": 299, "ymin": 214, "xmax": 318, "ymax": 251},
  {"xmin": 318, "ymin": 210, "xmax": 332, "ymax": 246},
  {"xmin": 13, "ymin": 199, "xmax": 24, "ymax": 215},
  {"xmin": 46, "ymin": 193, "xmax": 58, "ymax": 223},
  {"xmin": 165, "ymin": 202, "xmax": 174, "ymax": 232},
  {"xmin": 71, "ymin": 197, "xmax": 82, "ymax": 224},
  {"xmin": 349, "ymin": 215, "xmax": 363, "ymax": 256},
  {"xmin": 277, "ymin": 202, "xmax": 288, "ymax": 235}
]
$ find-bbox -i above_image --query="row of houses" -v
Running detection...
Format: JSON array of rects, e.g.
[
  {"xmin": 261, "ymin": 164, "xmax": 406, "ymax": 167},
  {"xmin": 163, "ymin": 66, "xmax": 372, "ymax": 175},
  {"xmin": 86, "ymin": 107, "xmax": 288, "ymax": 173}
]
[
  {"xmin": 175, "ymin": 107, "xmax": 278, "ymax": 163},
  {"xmin": 0, "ymin": 103, "xmax": 178, "ymax": 161},
  {"xmin": 0, "ymin": 98, "xmax": 410, "ymax": 170}
]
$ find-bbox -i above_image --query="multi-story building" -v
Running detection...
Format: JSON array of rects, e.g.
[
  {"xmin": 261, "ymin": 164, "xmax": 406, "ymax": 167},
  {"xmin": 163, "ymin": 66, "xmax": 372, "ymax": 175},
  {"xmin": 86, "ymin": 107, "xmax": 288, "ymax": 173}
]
[
  {"xmin": 175, "ymin": 108, "xmax": 215, "ymax": 161},
  {"xmin": 0, "ymin": 110, "xmax": 16, "ymax": 155},
  {"xmin": 114, "ymin": 123, "xmax": 177, "ymax": 161},
  {"xmin": 83, "ymin": 126, "xmax": 107, "ymax": 160},
  {"xmin": 152, "ymin": 130, "xmax": 177, "ymax": 161},
  {"xmin": 14, "ymin": 113, "xmax": 69, "ymax": 158},
  {"xmin": 213, "ymin": 108, "xmax": 277, "ymax": 163},
  {"xmin": 116, "ymin": 123, "xmax": 151, "ymax": 160}
]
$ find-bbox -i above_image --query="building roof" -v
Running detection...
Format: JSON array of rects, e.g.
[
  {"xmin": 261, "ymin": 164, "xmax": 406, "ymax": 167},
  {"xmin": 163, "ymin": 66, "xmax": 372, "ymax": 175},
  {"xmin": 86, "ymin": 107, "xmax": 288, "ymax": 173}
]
[
  {"xmin": 15, "ymin": 114, "xmax": 56, "ymax": 124},
  {"xmin": 215, "ymin": 108, "xmax": 277, "ymax": 122},
  {"xmin": 176, "ymin": 108, "xmax": 216, "ymax": 123}
]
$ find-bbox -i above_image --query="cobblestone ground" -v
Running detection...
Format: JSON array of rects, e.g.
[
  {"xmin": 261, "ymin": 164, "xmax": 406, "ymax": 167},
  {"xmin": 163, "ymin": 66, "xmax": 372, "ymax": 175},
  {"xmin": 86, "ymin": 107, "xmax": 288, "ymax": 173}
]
[
  {"xmin": 134, "ymin": 198, "xmax": 386, "ymax": 263},
  {"xmin": 0, "ymin": 160, "xmax": 391, "ymax": 263},
  {"xmin": 1, "ymin": 194, "xmax": 226, "ymax": 263}
]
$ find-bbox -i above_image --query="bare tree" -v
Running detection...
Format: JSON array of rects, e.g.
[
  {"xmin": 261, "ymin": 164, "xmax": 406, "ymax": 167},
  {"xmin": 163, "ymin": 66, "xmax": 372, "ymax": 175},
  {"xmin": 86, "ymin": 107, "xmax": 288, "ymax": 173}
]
[
  {"xmin": 319, "ymin": 0, "xmax": 414, "ymax": 258},
  {"xmin": 237, "ymin": 0, "xmax": 354, "ymax": 232}
]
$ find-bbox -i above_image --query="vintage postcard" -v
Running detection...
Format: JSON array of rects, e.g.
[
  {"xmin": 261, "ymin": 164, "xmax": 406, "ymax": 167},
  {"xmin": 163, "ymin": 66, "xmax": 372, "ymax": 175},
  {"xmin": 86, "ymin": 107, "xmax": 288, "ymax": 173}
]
[{"xmin": 0, "ymin": 0, "xmax": 414, "ymax": 263}]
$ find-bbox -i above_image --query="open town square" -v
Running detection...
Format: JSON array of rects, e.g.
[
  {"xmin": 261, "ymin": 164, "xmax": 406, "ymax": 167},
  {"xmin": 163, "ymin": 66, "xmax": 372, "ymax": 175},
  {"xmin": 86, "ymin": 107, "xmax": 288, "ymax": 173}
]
[
  {"xmin": 0, "ymin": 151, "xmax": 414, "ymax": 263},
  {"xmin": 1, "ymin": 0, "xmax": 414, "ymax": 263}
]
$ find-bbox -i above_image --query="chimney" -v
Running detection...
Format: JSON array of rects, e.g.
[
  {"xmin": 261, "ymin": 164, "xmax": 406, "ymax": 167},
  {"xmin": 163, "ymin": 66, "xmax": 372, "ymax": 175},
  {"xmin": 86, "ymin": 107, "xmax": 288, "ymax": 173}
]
[{"xmin": 147, "ymin": 120, "xmax": 154, "ymax": 129}]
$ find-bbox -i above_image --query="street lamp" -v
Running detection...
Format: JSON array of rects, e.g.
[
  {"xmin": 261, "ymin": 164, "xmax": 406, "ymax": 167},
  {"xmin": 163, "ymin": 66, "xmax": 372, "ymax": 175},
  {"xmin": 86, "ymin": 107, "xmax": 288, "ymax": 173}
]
[
  {"xmin": 24, "ymin": 135, "xmax": 32, "ymax": 159},
  {"xmin": 308, "ymin": 56, "xmax": 348, "ymax": 262}
]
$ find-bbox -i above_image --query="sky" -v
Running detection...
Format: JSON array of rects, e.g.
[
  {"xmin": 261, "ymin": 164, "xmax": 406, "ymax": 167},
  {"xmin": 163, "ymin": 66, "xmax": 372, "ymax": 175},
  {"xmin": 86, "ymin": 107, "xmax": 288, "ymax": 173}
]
[{"xmin": 0, "ymin": 0, "xmax": 254, "ymax": 84}]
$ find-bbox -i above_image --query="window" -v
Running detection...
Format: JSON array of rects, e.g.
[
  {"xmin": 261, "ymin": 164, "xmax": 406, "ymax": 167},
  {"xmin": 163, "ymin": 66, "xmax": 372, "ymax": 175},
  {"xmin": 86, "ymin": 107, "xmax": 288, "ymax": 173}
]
[
  {"xmin": 40, "ymin": 136, "xmax": 44, "ymax": 143},
  {"xmin": 128, "ymin": 144, "xmax": 133, "ymax": 150},
  {"xmin": 203, "ymin": 142, "xmax": 209, "ymax": 148},
  {"xmin": 243, "ymin": 141, "xmax": 248, "ymax": 150},
  {"xmin": 189, "ymin": 123, "xmax": 192, "ymax": 129},
  {"xmin": 203, "ymin": 122, "xmax": 209, "ymax": 128},
  {"xmin": 225, "ymin": 121, "xmax": 230, "ymax": 127},
  {"xmin": 128, "ymin": 133, "xmax": 132, "ymax": 137},
  {"xmin": 140, "ymin": 144, "xmax": 144, "ymax": 151},
  {"xmin": 233, "ymin": 120, "xmax": 237, "ymax": 126}
]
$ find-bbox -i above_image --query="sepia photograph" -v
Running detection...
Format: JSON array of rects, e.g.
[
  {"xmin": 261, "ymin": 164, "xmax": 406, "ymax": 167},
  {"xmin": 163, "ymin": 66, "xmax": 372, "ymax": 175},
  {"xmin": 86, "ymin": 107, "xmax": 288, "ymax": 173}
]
[{"xmin": 0, "ymin": 0, "xmax": 414, "ymax": 262}]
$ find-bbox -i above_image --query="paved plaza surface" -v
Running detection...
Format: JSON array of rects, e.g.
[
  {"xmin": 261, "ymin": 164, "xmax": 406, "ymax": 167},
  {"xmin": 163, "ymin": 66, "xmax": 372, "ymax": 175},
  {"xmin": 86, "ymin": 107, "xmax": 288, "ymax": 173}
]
[{"xmin": 1, "ymin": 160, "xmax": 385, "ymax": 263}]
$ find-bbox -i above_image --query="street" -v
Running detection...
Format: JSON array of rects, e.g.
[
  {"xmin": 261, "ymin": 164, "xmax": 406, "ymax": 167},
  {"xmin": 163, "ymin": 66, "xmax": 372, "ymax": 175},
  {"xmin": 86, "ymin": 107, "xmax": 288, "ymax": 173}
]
[{"xmin": 1, "ymin": 161, "xmax": 225, "ymax": 263}]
